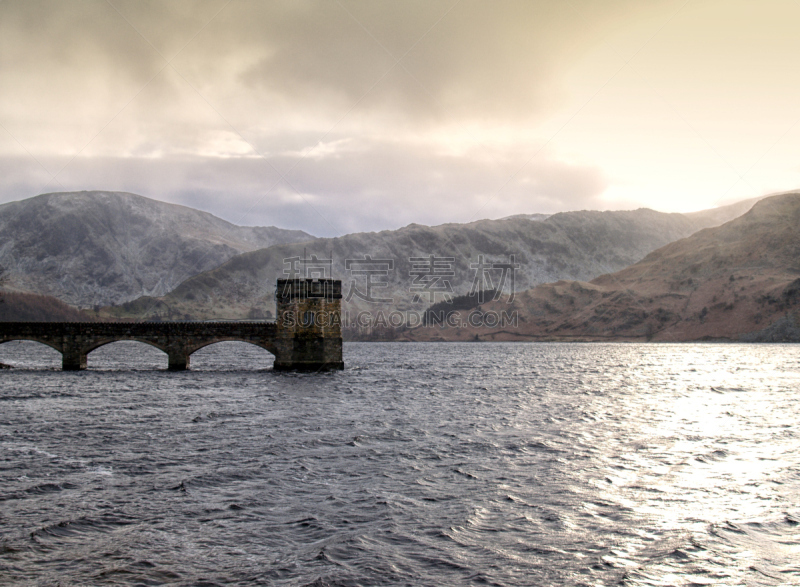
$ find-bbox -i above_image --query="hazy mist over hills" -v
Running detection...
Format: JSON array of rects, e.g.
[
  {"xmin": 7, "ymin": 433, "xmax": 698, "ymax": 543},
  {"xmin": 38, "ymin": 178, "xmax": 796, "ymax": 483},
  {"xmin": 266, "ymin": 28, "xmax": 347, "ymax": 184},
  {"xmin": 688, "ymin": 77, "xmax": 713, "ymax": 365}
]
[{"xmin": 98, "ymin": 195, "xmax": 761, "ymax": 322}]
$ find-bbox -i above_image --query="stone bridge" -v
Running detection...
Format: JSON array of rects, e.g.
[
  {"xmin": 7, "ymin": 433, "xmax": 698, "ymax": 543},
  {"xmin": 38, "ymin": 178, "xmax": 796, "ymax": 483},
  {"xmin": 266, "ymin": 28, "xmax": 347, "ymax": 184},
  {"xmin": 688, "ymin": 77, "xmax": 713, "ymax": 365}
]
[{"xmin": 0, "ymin": 278, "xmax": 344, "ymax": 371}]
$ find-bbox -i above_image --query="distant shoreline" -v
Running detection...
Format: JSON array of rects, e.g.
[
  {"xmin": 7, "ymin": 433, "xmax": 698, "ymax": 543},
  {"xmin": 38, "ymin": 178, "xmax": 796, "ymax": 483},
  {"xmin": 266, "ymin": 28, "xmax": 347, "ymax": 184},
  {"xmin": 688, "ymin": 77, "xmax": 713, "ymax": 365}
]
[{"xmin": 346, "ymin": 338, "xmax": 799, "ymax": 344}]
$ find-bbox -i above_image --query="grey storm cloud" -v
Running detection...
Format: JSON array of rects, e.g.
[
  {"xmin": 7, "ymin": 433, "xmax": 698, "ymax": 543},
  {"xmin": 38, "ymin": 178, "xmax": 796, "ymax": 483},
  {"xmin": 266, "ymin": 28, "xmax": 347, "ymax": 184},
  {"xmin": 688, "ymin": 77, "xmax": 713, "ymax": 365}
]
[
  {"xmin": 2, "ymin": 0, "xmax": 644, "ymax": 122},
  {"xmin": 16, "ymin": 0, "xmax": 786, "ymax": 235}
]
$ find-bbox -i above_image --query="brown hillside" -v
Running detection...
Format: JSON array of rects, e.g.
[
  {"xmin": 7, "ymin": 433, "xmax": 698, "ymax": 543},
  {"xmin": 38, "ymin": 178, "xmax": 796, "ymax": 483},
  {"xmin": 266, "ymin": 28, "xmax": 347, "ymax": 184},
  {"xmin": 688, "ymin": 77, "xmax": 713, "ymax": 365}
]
[
  {"xmin": 0, "ymin": 291, "xmax": 97, "ymax": 322},
  {"xmin": 401, "ymin": 192, "xmax": 800, "ymax": 342}
]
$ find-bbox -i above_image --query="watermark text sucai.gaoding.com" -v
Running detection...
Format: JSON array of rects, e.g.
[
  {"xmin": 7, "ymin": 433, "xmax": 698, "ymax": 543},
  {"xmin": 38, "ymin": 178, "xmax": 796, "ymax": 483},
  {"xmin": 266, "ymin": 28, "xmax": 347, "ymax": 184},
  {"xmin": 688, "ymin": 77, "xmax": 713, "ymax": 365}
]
[
  {"xmin": 280, "ymin": 309, "xmax": 518, "ymax": 329},
  {"xmin": 282, "ymin": 253, "xmax": 521, "ymax": 306}
]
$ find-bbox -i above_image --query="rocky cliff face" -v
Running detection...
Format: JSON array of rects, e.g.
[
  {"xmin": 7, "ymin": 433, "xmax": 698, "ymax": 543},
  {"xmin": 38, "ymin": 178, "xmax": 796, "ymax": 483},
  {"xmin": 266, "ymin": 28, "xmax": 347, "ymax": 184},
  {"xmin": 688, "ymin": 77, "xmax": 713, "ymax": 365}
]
[
  {"xmin": 101, "ymin": 198, "xmax": 759, "ymax": 322},
  {"xmin": 0, "ymin": 191, "xmax": 314, "ymax": 307},
  {"xmin": 402, "ymin": 192, "xmax": 800, "ymax": 342}
]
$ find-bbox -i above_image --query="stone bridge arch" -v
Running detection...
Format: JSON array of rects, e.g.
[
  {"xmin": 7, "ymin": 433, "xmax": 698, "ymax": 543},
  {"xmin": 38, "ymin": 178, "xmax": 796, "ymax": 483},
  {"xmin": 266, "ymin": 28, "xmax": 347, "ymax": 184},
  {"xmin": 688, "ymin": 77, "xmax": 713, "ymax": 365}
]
[
  {"xmin": 0, "ymin": 278, "xmax": 344, "ymax": 372},
  {"xmin": 0, "ymin": 336, "xmax": 64, "ymax": 355},
  {"xmin": 186, "ymin": 338, "xmax": 278, "ymax": 357},
  {"xmin": 85, "ymin": 338, "xmax": 171, "ymax": 370},
  {"xmin": 84, "ymin": 337, "xmax": 169, "ymax": 356},
  {"xmin": 186, "ymin": 339, "xmax": 278, "ymax": 370},
  {"xmin": 0, "ymin": 337, "xmax": 65, "ymax": 368}
]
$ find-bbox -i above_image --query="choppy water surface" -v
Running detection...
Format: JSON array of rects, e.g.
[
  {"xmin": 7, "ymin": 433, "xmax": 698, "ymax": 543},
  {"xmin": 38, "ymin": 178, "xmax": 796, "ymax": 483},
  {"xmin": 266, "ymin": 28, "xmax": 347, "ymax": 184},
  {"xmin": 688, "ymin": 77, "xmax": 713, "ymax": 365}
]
[{"xmin": 1, "ymin": 341, "xmax": 799, "ymax": 586}]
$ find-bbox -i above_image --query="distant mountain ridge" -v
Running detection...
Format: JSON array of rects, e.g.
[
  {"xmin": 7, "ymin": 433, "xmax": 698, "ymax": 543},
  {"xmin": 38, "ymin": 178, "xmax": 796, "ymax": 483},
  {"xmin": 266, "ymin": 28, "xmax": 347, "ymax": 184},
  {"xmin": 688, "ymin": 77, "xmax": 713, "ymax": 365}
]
[
  {"xmin": 101, "ymin": 196, "xmax": 762, "ymax": 321},
  {"xmin": 401, "ymin": 192, "xmax": 800, "ymax": 342},
  {"xmin": 0, "ymin": 191, "xmax": 314, "ymax": 307}
]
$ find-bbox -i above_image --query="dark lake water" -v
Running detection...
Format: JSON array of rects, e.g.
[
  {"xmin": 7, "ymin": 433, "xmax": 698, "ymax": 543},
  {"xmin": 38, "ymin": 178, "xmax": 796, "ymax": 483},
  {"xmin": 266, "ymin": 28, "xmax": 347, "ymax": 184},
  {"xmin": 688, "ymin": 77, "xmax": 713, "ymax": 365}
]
[{"xmin": 1, "ymin": 341, "xmax": 799, "ymax": 586}]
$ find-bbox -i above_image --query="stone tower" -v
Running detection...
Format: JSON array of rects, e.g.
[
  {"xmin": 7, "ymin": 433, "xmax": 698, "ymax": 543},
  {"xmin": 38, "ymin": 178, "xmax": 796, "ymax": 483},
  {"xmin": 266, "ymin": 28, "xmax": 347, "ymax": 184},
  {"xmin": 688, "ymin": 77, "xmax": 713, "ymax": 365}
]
[{"xmin": 274, "ymin": 278, "xmax": 344, "ymax": 371}]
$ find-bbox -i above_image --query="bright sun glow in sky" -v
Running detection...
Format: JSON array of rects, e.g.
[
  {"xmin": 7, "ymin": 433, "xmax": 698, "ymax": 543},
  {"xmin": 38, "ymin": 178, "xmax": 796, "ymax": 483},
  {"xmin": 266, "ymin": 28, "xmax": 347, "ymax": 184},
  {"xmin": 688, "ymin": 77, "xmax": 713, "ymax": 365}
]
[{"xmin": 2, "ymin": 0, "xmax": 800, "ymax": 236}]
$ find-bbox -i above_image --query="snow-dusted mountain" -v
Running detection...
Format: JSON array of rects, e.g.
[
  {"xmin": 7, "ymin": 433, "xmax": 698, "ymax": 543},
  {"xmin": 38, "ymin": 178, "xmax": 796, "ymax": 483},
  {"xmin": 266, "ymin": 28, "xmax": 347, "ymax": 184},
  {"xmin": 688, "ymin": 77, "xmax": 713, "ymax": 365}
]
[{"xmin": 0, "ymin": 191, "xmax": 313, "ymax": 307}]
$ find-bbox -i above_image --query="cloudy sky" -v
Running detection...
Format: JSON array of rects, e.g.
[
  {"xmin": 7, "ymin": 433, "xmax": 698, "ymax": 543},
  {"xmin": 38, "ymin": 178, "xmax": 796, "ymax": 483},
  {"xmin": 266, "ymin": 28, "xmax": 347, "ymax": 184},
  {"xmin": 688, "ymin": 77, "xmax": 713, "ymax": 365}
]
[{"xmin": 2, "ymin": 1, "xmax": 800, "ymax": 236}]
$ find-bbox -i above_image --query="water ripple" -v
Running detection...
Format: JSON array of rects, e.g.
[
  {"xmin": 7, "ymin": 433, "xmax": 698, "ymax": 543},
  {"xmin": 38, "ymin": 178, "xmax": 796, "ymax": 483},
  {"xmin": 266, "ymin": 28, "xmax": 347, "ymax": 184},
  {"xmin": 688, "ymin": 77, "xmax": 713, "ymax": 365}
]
[{"xmin": 0, "ymin": 341, "xmax": 798, "ymax": 585}]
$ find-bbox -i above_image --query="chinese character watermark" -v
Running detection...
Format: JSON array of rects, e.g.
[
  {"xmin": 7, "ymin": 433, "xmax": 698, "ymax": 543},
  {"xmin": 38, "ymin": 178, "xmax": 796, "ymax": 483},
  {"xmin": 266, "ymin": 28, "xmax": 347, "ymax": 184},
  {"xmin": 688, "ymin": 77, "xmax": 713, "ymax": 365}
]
[
  {"xmin": 281, "ymin": 254, "xmax": 335, "ymax": 299},
  {"xmin": 283, "ymin": 254, "xmax": 333, "ymax": 279},
  {"xmin": 345, "ymin": 255, "xmax": 394, "ymax": 303},
  {"xmin": 409, "ymin": 255, "xmax": 455, "ymax": 303},
  {"xmin": 469, "ymin": 254, "xmax": 520, "ymax": 303}
]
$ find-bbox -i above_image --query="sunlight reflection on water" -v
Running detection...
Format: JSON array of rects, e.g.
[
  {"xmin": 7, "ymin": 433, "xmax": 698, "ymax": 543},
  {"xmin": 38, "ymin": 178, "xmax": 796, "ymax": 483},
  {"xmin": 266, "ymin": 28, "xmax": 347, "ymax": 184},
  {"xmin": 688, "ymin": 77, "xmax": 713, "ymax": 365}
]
[{"xmin": 0, "ymin": 341, "xmax": 798, "ymax": 586}]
